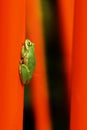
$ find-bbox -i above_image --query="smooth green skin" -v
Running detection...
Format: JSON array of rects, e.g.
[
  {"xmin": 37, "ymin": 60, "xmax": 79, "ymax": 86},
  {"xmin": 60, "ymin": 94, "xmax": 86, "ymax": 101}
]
[{"xmin": 19, "ymin": 39, "xmax": 36, "ymax": 85}]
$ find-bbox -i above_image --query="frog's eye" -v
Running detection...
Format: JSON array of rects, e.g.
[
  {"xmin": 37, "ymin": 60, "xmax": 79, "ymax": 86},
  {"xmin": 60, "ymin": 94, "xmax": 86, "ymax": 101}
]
[{"xmin": 27, "ymin": 41, "xmax": 31, "ymax": 46}]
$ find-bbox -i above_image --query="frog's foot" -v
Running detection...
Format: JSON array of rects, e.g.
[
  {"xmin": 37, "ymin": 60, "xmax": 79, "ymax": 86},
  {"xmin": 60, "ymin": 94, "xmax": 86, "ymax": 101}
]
[
  {"xmin": 19, "ymin": 60, "xmax": 22, "ymax": 74},
  {"xmin": 19, "ymin": 64, "xmax": 30, "ymax": 85}
]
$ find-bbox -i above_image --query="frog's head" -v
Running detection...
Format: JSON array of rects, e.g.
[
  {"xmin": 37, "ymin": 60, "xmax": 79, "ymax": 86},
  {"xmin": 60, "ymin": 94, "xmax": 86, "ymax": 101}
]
[{"xmin": 24, "ymin": 39, "xmax": 34, "ymax": 51}]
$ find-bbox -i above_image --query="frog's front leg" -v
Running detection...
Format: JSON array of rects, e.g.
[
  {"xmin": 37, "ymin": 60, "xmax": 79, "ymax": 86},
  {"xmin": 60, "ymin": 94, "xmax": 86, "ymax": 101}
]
[{"xmin": 19, "ymin": 63, "xmax": 30, "ymax": 85}]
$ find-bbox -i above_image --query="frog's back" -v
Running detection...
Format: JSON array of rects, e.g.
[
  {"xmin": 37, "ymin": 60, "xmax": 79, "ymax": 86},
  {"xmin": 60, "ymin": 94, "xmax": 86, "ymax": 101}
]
[{"xmin": 28, "ymin": 46, "xmax": 36, "ymax": 78}]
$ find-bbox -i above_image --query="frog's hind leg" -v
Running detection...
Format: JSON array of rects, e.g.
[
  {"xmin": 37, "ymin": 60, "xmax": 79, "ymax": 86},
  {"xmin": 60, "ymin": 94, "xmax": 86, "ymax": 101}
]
[{"xmin": 19, "ymin": 64, "xmax": 30, "ymax": 85}]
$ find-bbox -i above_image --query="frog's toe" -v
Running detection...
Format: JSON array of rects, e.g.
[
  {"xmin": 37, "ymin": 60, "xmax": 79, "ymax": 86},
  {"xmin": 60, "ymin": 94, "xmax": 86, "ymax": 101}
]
[{"xmin": 19, "ymin": 65, "xmax": 21, "ymax": 75}]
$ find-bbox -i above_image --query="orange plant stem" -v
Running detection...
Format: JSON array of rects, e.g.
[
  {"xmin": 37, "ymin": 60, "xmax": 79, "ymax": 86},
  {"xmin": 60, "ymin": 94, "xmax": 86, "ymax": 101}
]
[
  {"xmin": 0, "ymin": 0, "xmax": 25, "ymax": 130},
  {"xmin": 26, "ymin": 0, "xmax": 51, "ymax": 130},
  {"xmin": 70, "ymin": 0, "xmax": 87, "ymax": 130},
  {"xmin": 57, "ymin": 0, "xmax": 74, "ymax": 98}
]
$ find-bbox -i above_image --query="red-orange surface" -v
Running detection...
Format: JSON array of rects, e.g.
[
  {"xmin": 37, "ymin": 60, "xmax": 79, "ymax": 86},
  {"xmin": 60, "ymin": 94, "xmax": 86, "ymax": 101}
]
[
  {"xmin": 0, "ymin": 0, "xmax": 25, "ymax": 130},
  {"xmin": 26, "ymin": 0, "xmax": 51, "ymax": 130},
  {"xmin": 58, "ymin": 0, "xmax": 74, "ymax": 98},
  {"xmin": 70, "ymin": 0, "xmax": 87, "ymax": 130}
]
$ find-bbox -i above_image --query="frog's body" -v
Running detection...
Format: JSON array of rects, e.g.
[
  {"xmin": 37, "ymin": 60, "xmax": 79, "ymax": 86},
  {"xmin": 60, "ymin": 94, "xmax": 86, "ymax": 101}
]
[{"xmin": 19, "ymin": 39, "xmax": 36, "ymax": 85}]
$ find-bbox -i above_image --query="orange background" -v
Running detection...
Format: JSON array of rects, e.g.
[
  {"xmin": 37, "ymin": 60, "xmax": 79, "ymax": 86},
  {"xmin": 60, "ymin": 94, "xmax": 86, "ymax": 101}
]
[{"xmin": 0, "ymin": 0, "xmax": 25, "ymax": 129}]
